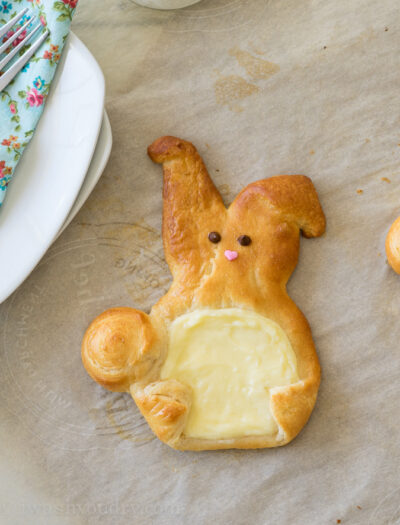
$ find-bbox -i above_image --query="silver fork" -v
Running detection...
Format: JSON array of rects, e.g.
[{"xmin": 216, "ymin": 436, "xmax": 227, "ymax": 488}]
[{"xmin": 0, "ymin": 8, "xmax": 49, "ymax": 92}]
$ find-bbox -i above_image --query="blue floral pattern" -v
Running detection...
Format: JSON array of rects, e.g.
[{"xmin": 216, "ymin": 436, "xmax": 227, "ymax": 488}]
[
  {"xmin": 33, "ymin": 75, "xmax": 44, "ymax": 90},
  {"xmin": 0, "ymin": 0, "xmax": 78, "ymax": 207},
  {"xmin": 1, "ymin": 1, "xmax": 12, "ymax": 14}
]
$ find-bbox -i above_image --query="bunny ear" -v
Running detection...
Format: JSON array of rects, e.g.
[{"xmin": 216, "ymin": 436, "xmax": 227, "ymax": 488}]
[
  {"xmin": 232, "ymin": 175, "xmax": 326, "ymax": 238},
  {"xmin": 148, "ymin": 137, "xmax": 226, "ymax": 279}
]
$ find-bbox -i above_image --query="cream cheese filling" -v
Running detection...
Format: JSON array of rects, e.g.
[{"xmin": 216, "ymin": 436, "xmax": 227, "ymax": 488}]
[{"xmin": 160, "ymin": 308, "xmax": 299, "ymax": 440}]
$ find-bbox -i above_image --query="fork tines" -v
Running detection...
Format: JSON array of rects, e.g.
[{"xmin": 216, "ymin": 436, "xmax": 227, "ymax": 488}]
[
  {"xmin": 0, "ymin": 8, "xmax": 49, "ymax": 92},
  {"xmin": 0, "ymin": 7, "xmax": 29, "ymax": 40}
]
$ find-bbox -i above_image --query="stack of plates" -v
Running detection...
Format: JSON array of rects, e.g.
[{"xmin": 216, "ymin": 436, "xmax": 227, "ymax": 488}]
[{"xmin": 0, "ymin": 33, "xmax": 112, "ymax": 304}]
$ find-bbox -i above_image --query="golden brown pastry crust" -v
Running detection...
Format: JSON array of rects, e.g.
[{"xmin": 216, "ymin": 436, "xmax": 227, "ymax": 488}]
[
  {"xmin": 82, "ymin": 136, "xmax": 326, "ymax": 450},
  {"xmin": 386, "ymin": 216, "xmax": 400, "ymax": 274}
]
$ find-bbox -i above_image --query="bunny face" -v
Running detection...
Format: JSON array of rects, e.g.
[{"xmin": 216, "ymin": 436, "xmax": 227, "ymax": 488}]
[
  {"xmin": 82, "ymin": 136, "xmax": 326, "ymax": 450},
  {"xmin": 199, "ymin": 205, "xmax": 300, "ymax": 290}
]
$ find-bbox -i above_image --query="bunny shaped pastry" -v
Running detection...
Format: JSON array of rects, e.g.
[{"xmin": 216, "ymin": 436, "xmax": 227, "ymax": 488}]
[{"xmin": 82, "ymin": 136, "xmax": 326, "ymax": 450}]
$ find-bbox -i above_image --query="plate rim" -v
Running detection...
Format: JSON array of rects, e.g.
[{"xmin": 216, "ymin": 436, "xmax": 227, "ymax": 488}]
[
  {"xmin": 0, "ymin": 32, "xmax": 105, "ymax": 304},
  {"xmin": 57, "ymin": 110, "xmax": 112, "ymax": 238}
]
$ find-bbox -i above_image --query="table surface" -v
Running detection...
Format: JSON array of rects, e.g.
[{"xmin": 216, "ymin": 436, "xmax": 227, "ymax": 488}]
[{"xmin": 1, "ymin": 1, "xmax": 400, "ymax": 524}]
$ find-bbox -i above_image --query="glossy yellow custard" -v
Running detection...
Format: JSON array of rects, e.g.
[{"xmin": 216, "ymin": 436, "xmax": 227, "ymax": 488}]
[{"xmin": 161, "ymin": 308, "xmax": 299, "ymax": 439}]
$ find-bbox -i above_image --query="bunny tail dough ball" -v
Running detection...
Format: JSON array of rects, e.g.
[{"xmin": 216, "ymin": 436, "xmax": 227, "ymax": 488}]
[{"xmin": 82, "ymin": 136, "xmax": 326, "ymax": 450}]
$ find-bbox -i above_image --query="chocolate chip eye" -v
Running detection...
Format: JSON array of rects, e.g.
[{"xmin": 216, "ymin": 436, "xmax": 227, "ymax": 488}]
[
  {"xmin": 208, "ymin": 231, "xmax": 221, "ymax": 243},
  {"xmin": 237, "ymin": 235, "xmax": 251, "ymax": 246}
]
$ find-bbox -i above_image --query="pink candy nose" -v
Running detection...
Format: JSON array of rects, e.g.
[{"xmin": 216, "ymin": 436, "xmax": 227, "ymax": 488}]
[{"xmin": 224, "ymin": 250, "xmax": 238, "ymax": 261}]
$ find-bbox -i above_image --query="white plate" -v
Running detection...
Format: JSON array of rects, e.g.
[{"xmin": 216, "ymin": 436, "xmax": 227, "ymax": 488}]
[
  {"xmin": 58, "ymin": 110, "xmax": 112, "ymax": 238},
  {"xmin": 0, "ymin": 32, "xmax": 105, "ymax": 304}
]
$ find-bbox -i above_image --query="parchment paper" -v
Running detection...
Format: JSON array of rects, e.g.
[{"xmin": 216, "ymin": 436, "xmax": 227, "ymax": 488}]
[{"xmin": 1, "ymin": 1, "xmax": 400, "ymax": 523}]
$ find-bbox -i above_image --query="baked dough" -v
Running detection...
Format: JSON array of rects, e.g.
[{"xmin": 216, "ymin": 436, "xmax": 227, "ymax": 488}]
[
  {"xmin": 386, "ymin": 216, "xmax": 400, "ymax": 274},
  {"xmin": 82, "ymin": 136, "xmax": 326, "ymax": 450}
]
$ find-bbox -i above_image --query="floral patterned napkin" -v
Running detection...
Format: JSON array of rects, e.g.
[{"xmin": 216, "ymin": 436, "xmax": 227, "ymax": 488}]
[{"xmin": 0, "ymin": 0, "xmax": 78, "ymax": 207}]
